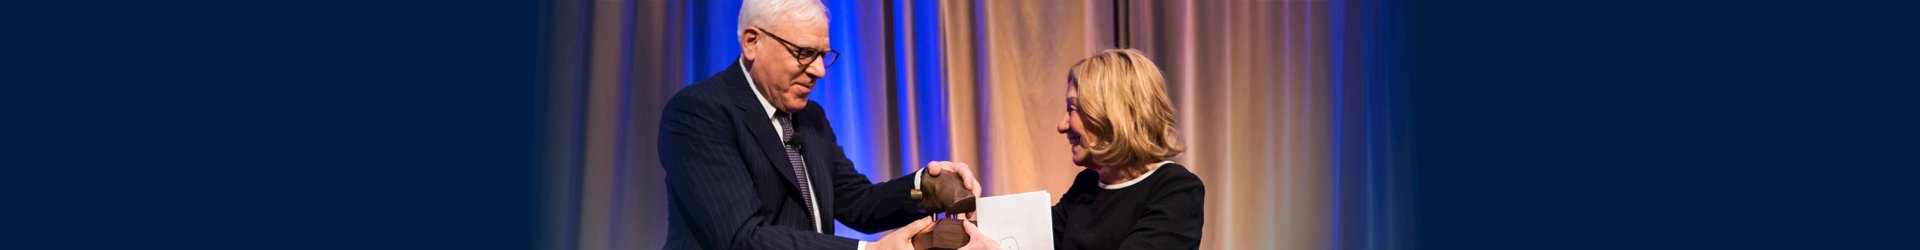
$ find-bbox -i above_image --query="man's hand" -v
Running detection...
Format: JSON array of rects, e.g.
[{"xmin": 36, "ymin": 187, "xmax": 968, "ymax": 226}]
[
  {"xmin": 871, "ymin": 216, "xmax": 934, "ymax": 250},
  {"xmin": 956, "ymin": 220, "xmax": 1005, "ymax": 250},
  {"xmin": 926, "ymin": 161, "xmax": 982, "ymax": 198}
]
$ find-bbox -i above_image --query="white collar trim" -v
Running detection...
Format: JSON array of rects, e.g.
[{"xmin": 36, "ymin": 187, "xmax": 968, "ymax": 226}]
[
  {"xmin": 1098, "ymin": 161, "xmax": 1175, "ymax": 190},
  {"xmin": 741, "ymin": 59, "xmax": 777, "ymax": 118}
]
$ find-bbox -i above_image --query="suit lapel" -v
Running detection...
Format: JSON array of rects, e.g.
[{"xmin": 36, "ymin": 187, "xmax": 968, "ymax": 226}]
[{"xmin": 724, "ymin": 61, "xmax": 808, "ymax": 197}]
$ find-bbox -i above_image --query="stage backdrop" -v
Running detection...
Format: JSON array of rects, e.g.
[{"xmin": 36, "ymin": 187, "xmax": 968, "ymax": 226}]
[{"xmin": 537, "ymin": 1, "xmax": 1407, "ymax": 250}]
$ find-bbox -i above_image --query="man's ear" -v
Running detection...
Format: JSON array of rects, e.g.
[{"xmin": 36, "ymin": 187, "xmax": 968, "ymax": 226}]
[{"xmin": 739, "ymin": 27, "xmax": 759, "ymax": 62}]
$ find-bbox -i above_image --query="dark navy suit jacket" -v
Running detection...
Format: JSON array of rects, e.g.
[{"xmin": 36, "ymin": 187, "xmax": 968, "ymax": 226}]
[{"xmin": 658, "ymin": 59, "xmax": 927, "ymax": 250}]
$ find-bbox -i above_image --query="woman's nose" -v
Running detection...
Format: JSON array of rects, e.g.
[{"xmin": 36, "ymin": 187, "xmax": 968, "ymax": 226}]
[{"xmin": 1056, "ymin": 114, "xmax": 1070, "ymax": 133}]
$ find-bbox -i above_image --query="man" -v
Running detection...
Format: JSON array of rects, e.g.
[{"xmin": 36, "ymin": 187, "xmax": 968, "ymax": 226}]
[{"xmin": 657, "ymin": 0, "xmax": 988, "ymax": 249}]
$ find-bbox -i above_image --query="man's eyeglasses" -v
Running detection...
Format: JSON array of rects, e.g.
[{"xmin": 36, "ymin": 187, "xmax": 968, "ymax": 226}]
[{"xmin": 760, "ymin": 29, "xmax": 839, "ymax": 70}]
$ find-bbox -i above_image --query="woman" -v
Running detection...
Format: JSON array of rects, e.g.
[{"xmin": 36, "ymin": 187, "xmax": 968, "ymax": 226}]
[{"xmin": 1051, "ymin": 49, "xmax": 1203, "ymax": 250}]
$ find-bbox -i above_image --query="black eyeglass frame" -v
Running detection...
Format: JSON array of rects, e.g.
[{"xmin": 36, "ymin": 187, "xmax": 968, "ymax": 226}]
[{"xmin": 758, "ymin": 28, "xmax": 840, "ymax": 70}]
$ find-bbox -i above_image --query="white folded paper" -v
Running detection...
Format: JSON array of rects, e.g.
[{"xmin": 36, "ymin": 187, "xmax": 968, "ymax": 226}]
[{"xmin": 974, "ymin": 191, "xmax": 1054, "ymax": 250}]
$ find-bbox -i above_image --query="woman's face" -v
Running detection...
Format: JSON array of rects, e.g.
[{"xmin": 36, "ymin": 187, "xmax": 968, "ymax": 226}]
[{"xmin": 1057, "ymin": 78, "xmax": 1095, "ymax": 168}]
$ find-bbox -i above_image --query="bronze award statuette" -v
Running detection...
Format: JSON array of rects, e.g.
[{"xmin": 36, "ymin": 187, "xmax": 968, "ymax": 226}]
[{"xmin": 908, "ymin": 170, "xmax": 977, "ymax": 250}]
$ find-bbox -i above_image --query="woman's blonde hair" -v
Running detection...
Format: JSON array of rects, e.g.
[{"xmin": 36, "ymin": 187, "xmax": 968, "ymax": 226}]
[{"xmin": 1069, "ymin": 49, "xmax": 1185, "ymax": 171}]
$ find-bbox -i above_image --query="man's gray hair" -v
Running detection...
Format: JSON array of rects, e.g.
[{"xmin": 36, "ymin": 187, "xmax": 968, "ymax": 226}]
[{"xmin": 739, "ymin": 0, "xmax": 830, "ymax": 39}]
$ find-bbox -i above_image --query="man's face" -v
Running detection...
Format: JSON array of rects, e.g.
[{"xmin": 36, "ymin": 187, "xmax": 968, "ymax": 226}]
[{"xmin": 742, "ymin": 21, "xmax": 829, "ymax": 114}]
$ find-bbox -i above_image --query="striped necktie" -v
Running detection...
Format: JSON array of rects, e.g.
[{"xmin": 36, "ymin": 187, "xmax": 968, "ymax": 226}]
[{"xmin": 773, "ymin": 113, "xmax": 818, "ymax": 232}]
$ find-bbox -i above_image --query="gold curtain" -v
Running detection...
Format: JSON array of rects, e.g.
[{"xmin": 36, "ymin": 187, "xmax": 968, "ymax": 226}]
[
  {"xmin": 539, "ymin": 1, "xmax": 685, "ymax": 249},
  {"xmin": 940, "ymin": 1, "xmax": 1336, "ymax": 249}
]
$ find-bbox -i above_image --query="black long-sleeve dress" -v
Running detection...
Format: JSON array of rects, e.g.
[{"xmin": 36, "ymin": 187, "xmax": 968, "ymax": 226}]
[{"xmin": 1052, "ymin": 162, "xmax": 1205, "ymax": 250}]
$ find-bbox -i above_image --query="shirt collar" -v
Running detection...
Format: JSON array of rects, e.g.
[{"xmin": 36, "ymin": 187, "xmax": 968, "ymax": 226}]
[
  {"xmin": 1098, "ymin": 161, "xmax": 1175, "ymax": 190},
  {"xmin": 741, "ymin": 59, "xmax": 779, "ymax": 119}
]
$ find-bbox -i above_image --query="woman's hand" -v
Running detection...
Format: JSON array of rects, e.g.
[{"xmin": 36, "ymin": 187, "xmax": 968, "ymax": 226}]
[{"xmin": 957, "ymin": 220, "xmax": 1005, "ymax": 250}]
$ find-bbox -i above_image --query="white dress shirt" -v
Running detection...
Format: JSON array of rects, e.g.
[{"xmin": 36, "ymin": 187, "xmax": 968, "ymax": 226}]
[{"xmin": 742, "ymin": 60, "xmax": 828, "ymax": 237}]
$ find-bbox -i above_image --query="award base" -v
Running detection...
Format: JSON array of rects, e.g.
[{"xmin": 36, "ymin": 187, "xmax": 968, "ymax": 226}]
[
  {"xmin": 910, "ymin": 218, "xmax": 972, "ymax": 250},
  {"xmin": 909, "ymin": 170, "xmax": 978, "ymax": 250}
]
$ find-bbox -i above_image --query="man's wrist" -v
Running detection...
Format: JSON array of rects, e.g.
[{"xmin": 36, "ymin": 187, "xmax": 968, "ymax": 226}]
[{"xmin": 913, "ymin": 167, "xmax": 926, "ymax": 190}]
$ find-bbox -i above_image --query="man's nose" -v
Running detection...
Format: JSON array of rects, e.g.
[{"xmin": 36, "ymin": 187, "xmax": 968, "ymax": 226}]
[{"xmin": 805, "ymin": 60, "xmax": 827, "ymax": 78}]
